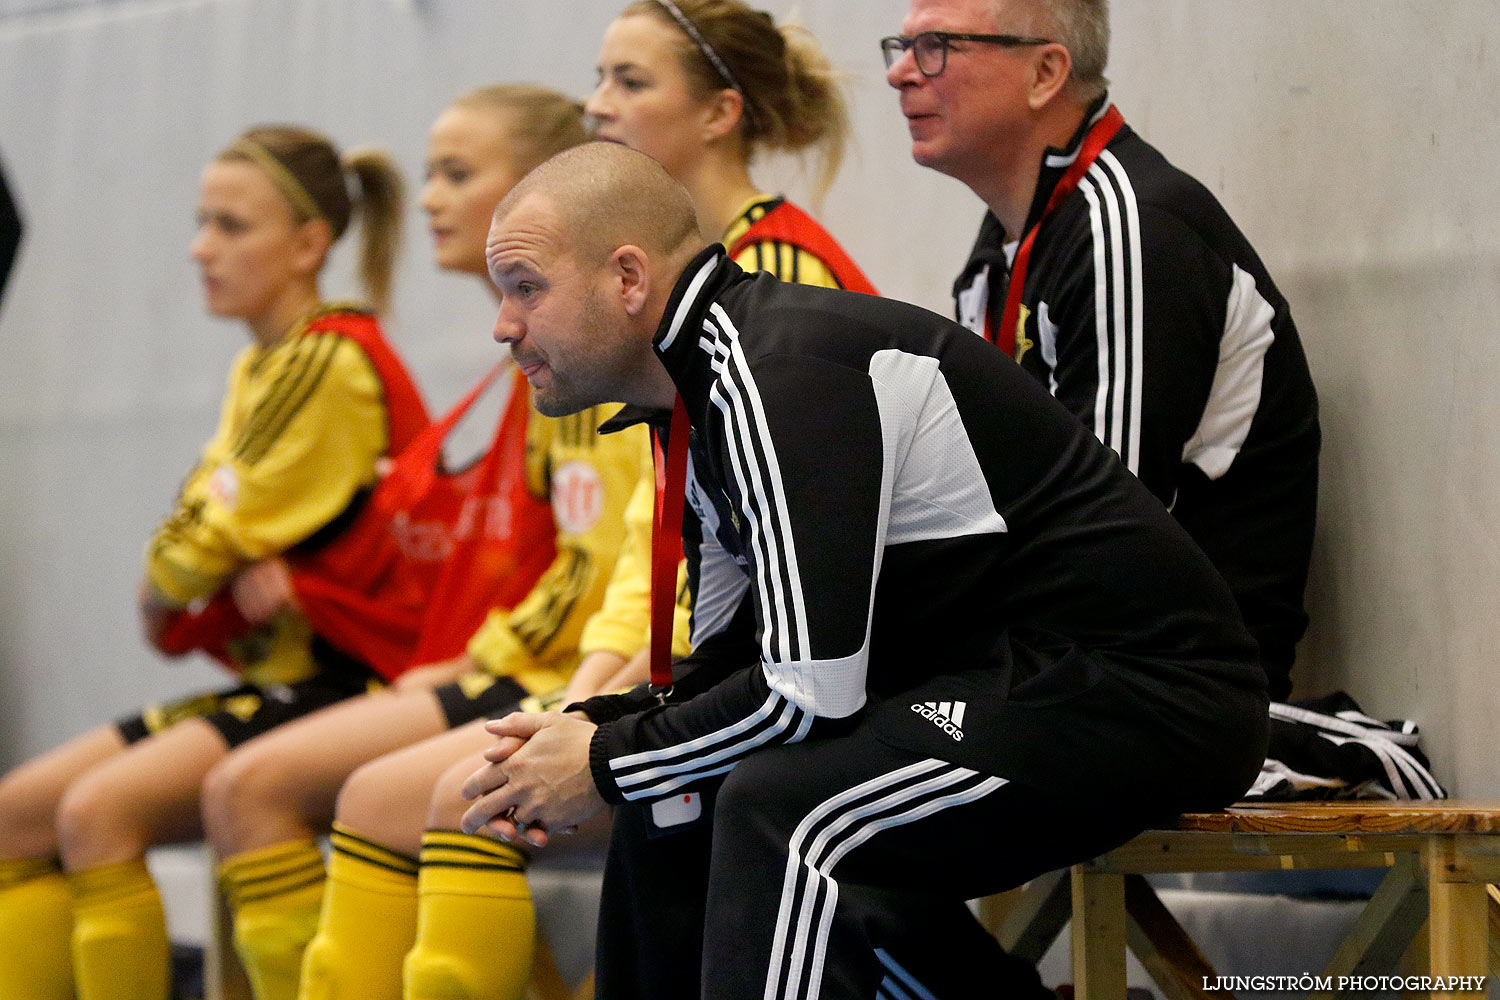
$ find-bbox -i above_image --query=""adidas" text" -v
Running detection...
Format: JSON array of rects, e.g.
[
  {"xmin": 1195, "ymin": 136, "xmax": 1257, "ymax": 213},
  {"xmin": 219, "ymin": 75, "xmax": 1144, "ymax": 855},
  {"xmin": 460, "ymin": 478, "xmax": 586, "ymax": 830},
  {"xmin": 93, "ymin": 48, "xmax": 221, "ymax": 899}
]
[{"xmin": 910, "ymin": 701, "xmax": 966, "ymax": 741}]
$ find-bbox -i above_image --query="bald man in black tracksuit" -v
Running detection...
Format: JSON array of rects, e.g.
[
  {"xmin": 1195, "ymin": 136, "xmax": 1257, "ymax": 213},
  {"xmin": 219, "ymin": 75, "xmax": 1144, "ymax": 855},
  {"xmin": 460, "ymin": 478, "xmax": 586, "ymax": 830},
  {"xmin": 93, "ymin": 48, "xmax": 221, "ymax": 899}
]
[{"xmin": 569, "ymin": 247, "xmax": 1268, "ymax": 999}]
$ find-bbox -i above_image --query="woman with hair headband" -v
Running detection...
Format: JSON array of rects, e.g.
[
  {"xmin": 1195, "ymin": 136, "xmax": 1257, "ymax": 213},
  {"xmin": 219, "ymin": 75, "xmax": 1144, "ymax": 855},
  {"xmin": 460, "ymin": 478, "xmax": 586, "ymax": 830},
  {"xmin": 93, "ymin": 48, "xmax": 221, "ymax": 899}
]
[
  {"xmin": 0, "ymin": 125, "xmax": 424, "ymax": 1000},
  {"xmin": 184, "ymin": 87, "xmax": 658, "ymax": 1000},
  {"xmin": 587, "ymin": 0, "xmax": 875, "ymax": 293}
]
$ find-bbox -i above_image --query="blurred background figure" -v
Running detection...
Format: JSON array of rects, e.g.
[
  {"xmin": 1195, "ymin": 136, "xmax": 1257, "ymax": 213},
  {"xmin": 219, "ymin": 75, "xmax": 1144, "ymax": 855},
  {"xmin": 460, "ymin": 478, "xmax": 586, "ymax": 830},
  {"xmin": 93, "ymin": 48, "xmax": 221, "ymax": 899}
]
[
  {"xmin": 0, "ymin": 124, "xmax": 421, "ymax": 1000},
  {"xmin": 0, "ymin": 154, "xmax": 20, "ymax": 310}
]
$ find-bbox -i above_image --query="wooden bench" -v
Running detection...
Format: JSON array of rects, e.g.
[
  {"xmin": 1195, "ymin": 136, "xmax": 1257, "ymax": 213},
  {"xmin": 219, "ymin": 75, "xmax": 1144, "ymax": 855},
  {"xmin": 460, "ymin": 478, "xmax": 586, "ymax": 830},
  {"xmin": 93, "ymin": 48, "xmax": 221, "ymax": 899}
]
[{"xmin": 981, "ymin": 801, "xmax": 1500, "ymax": 1000}]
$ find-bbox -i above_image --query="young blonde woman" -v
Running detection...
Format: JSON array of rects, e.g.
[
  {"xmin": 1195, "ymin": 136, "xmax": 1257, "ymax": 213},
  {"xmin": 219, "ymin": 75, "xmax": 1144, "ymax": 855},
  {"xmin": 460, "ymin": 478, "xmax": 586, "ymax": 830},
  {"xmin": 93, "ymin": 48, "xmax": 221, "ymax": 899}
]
[
  {"xmin": 282, "ymin": 82, "xmax": 681, "ymax": 1000},
  {"xmin": 304, "ymin": 6, "xmax": 877, "ymax": 1000},
  {"xmin": 180, "ymin": 88, "xmax": 652, "ymax": 1000},
  {"xmin": 0, "ymin": 126, "xmax": 422, "ymax": 1000}
]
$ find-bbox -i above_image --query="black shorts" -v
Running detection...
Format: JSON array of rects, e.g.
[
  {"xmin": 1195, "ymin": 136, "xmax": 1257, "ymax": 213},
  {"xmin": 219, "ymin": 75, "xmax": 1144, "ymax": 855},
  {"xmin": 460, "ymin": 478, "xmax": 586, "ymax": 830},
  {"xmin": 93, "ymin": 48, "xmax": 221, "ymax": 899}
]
[
  {"xmin": 117, "ymin": 640, "xmax": 376, "ymax": 748},
  {"xmin": 432, "ymin": 672, "xmax": 570, "ymax": 729}
]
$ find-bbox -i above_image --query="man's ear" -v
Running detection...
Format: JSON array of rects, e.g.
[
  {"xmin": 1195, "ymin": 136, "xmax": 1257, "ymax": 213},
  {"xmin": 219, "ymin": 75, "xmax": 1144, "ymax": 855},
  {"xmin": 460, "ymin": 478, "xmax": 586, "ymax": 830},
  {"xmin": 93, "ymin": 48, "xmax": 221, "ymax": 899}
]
[
  {"xmin": 291, "ymin": 217, "xmax": 334, "ymax": 276},
  {"xmin": 612, "ymin": 244, "xmax": 651, "ymax": 316},
  {"xmin": 1028, "ymin": 43, "xmax": 1073, "ymax": 110}
]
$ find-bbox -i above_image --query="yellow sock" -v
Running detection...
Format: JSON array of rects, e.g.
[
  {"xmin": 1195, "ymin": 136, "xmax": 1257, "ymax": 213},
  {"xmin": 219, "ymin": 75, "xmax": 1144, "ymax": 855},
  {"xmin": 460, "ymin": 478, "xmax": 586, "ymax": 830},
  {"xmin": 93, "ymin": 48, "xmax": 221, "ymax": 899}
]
[
  {"xmin": 299, "ymin": 824, "xmax": 418, "ymax": 1000},
  {"xmin": 219, "ymin": 840, "xmax": 326, "ymax": 1000},
  {"xmin": 69, "ymin": 859, "xmax": 170, "ymax": 1000},
  {"xmin": 0, "ymin": 856, "xmax": 74, "ymax": 1000},
  {"xmin": 404, "ymin": 831, "xmax": 534, "ymax": 1000}
]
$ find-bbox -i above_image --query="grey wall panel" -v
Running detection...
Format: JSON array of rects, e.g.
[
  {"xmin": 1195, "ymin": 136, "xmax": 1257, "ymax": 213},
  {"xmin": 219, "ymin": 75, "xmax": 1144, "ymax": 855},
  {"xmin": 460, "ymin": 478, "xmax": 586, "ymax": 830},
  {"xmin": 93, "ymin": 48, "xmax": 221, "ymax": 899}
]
[{"xmin": 2, "ymin": 0, "xmax": 1496, "ymax": 798}]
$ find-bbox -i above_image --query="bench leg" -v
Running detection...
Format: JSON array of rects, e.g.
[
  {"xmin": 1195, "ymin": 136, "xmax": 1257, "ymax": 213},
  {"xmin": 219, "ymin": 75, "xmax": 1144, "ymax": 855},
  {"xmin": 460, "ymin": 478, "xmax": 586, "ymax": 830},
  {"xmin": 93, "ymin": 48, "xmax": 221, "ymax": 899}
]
[
  {"xmin": 983, "ymin": 869, "xmax": 1071, "ymax": 964},
  {"xmin": 1121, "ymin": 874, "xmax": 1219, "ymax": 1000},
  {"xmin": 1482, "ymin": 886, "xmax": 1500, "ymax": 983},
  {"xmin": 1318, "ymin": 852, "xmax": 1427, "ymax": 991},
  {"xmin": 1071, "ymin": 867, "xmax": 1127, "ymax": 1000},
  {"xmin": 1425, "ymin": 838, "xmax": 1486, "ymax": 996},
  {"xmin": 526, "ymin": 931, "xmax": 573, "ymax": 1000}
]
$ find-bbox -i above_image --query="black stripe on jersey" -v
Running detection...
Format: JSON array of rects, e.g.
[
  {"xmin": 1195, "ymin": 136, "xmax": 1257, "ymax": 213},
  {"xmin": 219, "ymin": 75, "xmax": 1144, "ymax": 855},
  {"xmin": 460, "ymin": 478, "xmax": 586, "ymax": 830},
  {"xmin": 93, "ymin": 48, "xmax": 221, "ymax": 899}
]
[
  {"xmin": 232, "ymin": 332, "xmax": 326, "ymax": 461},
  {"xmin": 700, "ymin": 310, "xmax": 807, "ymax": 666},
  {"xmin": 1077, "ymin": 152, "xmax": 1145, "ymax": 475},
  {"xmin": 235, "ymin": 333, "xmax": 345, "ymax": 466},
  {"xmin": 557, "ymin": 408, "xmax": 600, "ymax": 449},
  {"xmin": 151, "ymin": 496, "xmax": 207, "ymax": 552},
  {"xmin": 511, "ymin": 546, "xmax": 590, "ymax": 656},
  {"xmin": 606, "ymin": 689, "xmax": 814, "ymax": 801},
  {"xmin": 237, "ymin": 334, "xmax": 314, "ymax": 446},
  {"xmin": 239, "ymin": 332, "xmax": 341, "ymax": 464}
]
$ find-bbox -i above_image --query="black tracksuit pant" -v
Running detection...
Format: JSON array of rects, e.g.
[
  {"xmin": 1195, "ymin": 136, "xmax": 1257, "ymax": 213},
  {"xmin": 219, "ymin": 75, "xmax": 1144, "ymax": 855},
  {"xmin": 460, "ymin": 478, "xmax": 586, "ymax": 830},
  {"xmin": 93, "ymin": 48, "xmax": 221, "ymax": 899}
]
[{"xmin": 594, "ymin": 658, "xmax": 1266, "ymax": 1000}]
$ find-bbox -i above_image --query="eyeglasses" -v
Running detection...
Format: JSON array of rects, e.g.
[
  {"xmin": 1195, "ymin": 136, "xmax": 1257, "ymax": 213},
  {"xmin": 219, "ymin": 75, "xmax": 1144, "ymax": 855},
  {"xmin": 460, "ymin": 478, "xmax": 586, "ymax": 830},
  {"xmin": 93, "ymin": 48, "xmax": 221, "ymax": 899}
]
[{"xmin": 880, "ymin": 31, "xmax": 1053, "ymax": 78}]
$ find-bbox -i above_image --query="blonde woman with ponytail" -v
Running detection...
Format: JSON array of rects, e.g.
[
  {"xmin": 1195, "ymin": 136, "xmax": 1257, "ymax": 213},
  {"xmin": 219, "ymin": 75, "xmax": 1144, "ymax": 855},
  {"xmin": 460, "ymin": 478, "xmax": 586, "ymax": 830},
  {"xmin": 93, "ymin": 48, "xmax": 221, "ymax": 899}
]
[
  {"xmin": 0, "ymin": 125, "xmax": 426, "ymax": 1000},
  {"xmin": 178, "ymin": 87, "xmax": 653, "ymax": 1000}
]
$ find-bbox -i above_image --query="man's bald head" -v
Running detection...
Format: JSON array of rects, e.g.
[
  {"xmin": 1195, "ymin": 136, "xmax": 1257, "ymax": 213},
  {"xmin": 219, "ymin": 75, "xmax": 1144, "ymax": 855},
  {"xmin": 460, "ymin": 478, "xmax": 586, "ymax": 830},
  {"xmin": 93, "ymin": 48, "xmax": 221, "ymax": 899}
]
[{"xmin": 493, "ymin": 141, "xmax": 704, "ymax": 271}]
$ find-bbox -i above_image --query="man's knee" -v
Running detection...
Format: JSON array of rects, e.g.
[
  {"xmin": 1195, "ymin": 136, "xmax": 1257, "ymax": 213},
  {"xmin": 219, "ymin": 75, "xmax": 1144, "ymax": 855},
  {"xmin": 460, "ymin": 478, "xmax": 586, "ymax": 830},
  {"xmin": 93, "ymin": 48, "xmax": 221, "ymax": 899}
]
[
  {"xmin": 712, "ymin": 749, "xmax": 828, "ymax": 847},
  {"xmin": 714, "ymin": 752, "xmax": 784, "ymax": 829}
]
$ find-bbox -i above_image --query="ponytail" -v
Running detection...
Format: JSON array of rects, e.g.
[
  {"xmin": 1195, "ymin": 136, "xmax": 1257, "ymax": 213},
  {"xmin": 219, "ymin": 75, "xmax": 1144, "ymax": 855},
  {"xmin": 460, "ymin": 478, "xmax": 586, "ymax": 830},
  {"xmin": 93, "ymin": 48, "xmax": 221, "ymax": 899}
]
[{"xmin": 344, "ymin": 148, "xmax": 404, "ymax": 315}]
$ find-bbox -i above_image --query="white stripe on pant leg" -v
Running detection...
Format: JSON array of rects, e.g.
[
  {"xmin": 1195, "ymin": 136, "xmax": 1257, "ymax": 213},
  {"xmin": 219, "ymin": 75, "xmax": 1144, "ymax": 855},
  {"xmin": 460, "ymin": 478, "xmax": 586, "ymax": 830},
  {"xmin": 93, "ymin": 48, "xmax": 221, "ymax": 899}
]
[
  {"xmin": 874, "ymin": 948, "xmax": 939, "ymax": 1000},
  {"xmin": 765, "ymin": 764, "xmax": 1007, "ymax": 1000},
  {"xmin": 775, "ymin": 767, "xmax": 986, "ymax": 999},
  {"xmin": 763, "ymin": 760, "xmax": 949, "ymax": 1000},
  {"xmin": 803, "ymin": 775, "xmax": 1008, "ymax": 999},
  {"xmin": 878, "ymin": 977, "xmax": 916, "ymax": 1000}
]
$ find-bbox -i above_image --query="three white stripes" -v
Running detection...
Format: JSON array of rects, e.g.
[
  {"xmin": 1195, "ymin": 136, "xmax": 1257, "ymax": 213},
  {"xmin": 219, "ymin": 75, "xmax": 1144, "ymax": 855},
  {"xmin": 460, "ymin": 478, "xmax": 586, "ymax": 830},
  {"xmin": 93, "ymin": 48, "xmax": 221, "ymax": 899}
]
[
  {"xmin": 763, "ymin": 760, "xmax": 1007, "ymax": 1000},
  {"xmin": 1079, "ymin": 150, "xmax": 1144, "ymax": 476},
  {"xmin": 703, "ymin": 304, "xmax": 811, "ymax": 669}
]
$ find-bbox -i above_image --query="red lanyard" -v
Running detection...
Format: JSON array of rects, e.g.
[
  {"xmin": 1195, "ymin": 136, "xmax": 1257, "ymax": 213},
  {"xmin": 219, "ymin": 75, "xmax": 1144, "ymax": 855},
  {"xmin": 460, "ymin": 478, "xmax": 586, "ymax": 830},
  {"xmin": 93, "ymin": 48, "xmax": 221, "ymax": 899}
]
[
  {"xmin": 991, "ymin": 105, "xmax": 1124, "ymax": 356},
  {"xmin": 649, "ymin": 396, "xmax": 691, "ymax": 692}
]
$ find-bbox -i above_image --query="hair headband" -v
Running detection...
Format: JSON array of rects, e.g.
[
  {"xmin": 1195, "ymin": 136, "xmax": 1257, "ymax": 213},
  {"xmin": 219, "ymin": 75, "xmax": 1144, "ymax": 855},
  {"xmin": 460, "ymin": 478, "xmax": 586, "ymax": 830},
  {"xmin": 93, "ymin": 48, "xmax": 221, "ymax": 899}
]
[
  {"xmin": 226, "ymin": 137, "xmax": 326, "ymax": 222},
  {"xmin": 655, "ymin": 0, "xmax": 760, "ymax": 131}
]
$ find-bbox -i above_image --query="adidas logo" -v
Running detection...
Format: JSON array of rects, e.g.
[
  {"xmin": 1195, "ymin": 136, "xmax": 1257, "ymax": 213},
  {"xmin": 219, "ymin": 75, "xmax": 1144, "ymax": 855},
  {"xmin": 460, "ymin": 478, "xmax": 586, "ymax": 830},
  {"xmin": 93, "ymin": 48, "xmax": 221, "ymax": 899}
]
[{"xmin": 910, "ymin": 701, "xmax": 966, "ymax": 741}]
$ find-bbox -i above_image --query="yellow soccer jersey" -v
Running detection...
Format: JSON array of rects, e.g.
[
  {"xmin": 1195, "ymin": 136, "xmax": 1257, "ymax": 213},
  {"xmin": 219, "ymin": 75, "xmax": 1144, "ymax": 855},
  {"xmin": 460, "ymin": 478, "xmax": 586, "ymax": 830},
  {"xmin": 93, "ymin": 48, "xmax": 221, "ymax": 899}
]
[
  {"xmin": 465, "ymin": 405, "xmax": 651, "ymax": 690},
  {"xmin": 723, "ymin": 195, "xmax": 844, "ymax": 291},
  {"xmin": 561, "ymin": 198, "xmax": 846, "ymax": 672},
  {"xmin": 145, "ymin": 304, "xmax": 388, "ymax": 682},
  {"xmin": 578, "ymin": 474, "xmax": 692, "ymax": 662}
]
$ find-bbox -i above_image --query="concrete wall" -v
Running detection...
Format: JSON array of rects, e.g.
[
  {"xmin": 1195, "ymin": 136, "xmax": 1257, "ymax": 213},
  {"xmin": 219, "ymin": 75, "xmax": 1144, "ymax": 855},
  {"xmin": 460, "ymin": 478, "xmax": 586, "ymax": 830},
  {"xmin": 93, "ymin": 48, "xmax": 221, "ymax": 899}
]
[{"xmin": 2, "ymin": 0, "xmax": 1496, "ymax": 794}]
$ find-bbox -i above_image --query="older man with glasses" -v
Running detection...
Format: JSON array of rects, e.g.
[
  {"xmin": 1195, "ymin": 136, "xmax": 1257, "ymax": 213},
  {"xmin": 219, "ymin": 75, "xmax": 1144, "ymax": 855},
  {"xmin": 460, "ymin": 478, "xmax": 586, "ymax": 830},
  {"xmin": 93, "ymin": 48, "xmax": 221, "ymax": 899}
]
[
  {"xmin": 882, "ymin": 3, "xmax": 1322, "ymax": 990},
  {"xmin": 886, "ymin": 0, "xmax": 1321, "ymax": 706}
]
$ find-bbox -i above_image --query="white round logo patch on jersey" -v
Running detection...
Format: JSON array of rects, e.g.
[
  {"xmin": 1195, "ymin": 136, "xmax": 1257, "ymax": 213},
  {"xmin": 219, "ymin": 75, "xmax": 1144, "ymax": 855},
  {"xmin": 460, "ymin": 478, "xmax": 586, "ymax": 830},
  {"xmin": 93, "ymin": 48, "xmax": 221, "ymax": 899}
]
[
  {"xmin": 551, "ymin": 460, "xmax": 605, "ymax": 534},
  {"xmin": 209, "ymin": 465, "xmax": 240, "ymax": 508}
]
